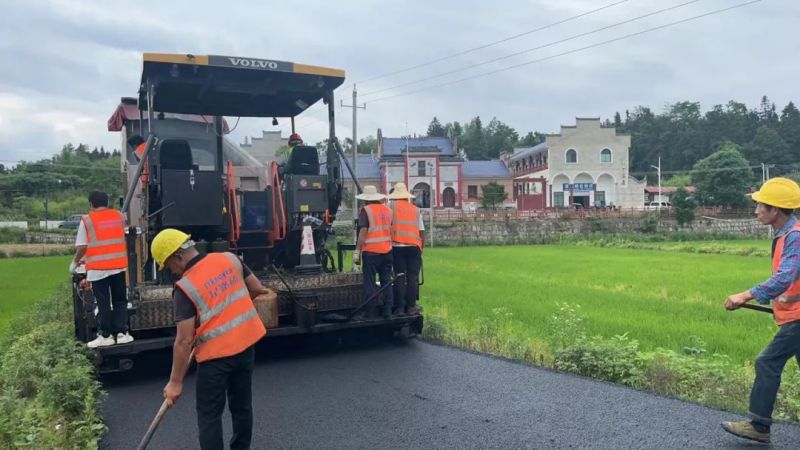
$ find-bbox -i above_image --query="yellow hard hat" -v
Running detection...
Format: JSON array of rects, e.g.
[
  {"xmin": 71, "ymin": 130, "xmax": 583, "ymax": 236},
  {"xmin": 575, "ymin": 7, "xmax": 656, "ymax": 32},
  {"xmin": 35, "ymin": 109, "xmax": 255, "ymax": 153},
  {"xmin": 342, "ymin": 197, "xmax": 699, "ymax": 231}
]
[
  {"xmin": 749, "ymin": 177, "xmax": 800, "ymax": 209},
  {"xmin": 150, "ymin": 228, "xmax": 190, "ymax": 269}
]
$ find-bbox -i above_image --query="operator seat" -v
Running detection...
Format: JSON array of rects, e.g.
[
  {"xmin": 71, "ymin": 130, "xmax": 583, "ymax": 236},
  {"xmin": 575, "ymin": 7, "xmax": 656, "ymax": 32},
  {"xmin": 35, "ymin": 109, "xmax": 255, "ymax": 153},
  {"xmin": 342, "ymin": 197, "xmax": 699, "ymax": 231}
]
[{"xmin": 285, "ymin": 145, "xmax": 319, "ymax": 175}]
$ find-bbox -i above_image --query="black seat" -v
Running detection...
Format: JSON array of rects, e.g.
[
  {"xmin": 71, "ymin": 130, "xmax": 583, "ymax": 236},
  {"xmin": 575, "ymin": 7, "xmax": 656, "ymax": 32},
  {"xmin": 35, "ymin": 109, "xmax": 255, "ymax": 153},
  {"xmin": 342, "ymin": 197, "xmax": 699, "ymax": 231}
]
[
  {"xmin": 159, "ymin": 140, "xmax": 193, "ymax": 170},
  {"xmin": 285, "ymin": 145, "xmax": 319, "ymax": 175}
]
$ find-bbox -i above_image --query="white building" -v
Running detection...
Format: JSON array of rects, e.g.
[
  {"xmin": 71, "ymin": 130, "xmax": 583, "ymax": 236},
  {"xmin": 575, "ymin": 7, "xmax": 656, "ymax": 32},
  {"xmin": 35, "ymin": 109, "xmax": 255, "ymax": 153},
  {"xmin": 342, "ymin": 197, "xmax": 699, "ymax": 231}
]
[
  {"xmin": 504, "ymin": 118, "xmax": 645, "ymax": 210},
  {"xmin": 240, "ymin": 130, "xmax": 288, "ymax": 165}
]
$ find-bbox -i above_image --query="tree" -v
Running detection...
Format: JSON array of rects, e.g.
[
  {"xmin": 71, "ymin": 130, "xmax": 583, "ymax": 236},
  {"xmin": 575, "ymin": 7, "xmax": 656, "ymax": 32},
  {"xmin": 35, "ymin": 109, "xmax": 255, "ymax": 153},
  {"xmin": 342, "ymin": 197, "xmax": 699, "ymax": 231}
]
[
  {"xmin": 671, "ymin": 187, "xmax": 697, "ymax": 226},
  {"xmin": 426, "ymin": 117, "xmax": 446, "ymax": 137},
  {"xmin": 358, "ymin": 136, "xmax": 377, "ymax": 154},
  {"xmin": 691, "ymin": 141, "xmax": 752, "ymax": 207},
  {"xmin": 461, "ymin": 116, "xmax": 487, "ymax": 160},
  {"xmin": 444, "ymin": 121, "xmax": 463, "ymax": 141},
  {"xmin": 662, "ymin": 174, "xmax": 691, "ymax": 187},
  {"xmin": 518, "ymin": 131, "xmax": 545, "ymax": 147},
  {"xmin": 744, "ymin": 126, "xmax": 791, "ymax": 167},
  {"xmin": 479, "ymin": 181, "xmax": 507, "ymax": 210},
  {"xmin": 484, "ymin": 117, "xmax": 519, "ymax": 159},
  {"xmin": 779, "ymin": 102, "xmax": 800, "ymax": 163}
]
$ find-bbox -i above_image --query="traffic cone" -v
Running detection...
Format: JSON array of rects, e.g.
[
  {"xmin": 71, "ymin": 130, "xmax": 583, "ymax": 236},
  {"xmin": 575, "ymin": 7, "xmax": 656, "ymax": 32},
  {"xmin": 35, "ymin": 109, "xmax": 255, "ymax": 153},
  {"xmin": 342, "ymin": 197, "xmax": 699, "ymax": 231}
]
[{"xmin": 296, "ymin": 225, "xmax": 321, "ymax": 274}]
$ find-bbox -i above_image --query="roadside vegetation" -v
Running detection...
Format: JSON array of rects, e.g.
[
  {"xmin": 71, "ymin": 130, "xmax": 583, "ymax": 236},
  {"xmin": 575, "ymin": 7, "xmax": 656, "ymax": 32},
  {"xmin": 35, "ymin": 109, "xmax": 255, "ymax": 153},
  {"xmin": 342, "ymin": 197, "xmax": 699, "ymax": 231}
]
[
  {"xmin": 0, "ymin": 283, "xmax": 106, "ymax": 448},
  {"xmin": 420, "ymin": 243, "xmax": 800, "ymax": 422}
]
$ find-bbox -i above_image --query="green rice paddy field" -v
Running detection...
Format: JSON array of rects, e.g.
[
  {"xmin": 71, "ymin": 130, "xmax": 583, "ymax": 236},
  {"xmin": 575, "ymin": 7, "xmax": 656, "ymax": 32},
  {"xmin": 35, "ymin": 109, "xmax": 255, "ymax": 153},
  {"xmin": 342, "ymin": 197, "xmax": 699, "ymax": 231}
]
[
  {"xmin": 0, "ymin": 255, "xmax": 71, "ymax": 335},
  {"xmin": 0, "ymin": 242, "xmax": 778, "ymax": 367},
  {"xmin": 421, "ymin": 240, "xmax": 776, "ymax": 366}
]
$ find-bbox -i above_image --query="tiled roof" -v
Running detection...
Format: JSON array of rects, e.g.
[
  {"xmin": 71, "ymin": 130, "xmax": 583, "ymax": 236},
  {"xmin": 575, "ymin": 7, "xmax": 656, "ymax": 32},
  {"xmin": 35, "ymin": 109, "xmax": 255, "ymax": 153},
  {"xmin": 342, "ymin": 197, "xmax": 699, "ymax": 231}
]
[
  {"xmin": 509, "ymin": 143, "xmax": 547, "ymax": 162},
  {"xmin": 462, "ymin": 160, "xmax": 512, "ymax": 178},
  {"xmin": 320, "ymin": 154, "xmax": 380, "ymax": 179}
]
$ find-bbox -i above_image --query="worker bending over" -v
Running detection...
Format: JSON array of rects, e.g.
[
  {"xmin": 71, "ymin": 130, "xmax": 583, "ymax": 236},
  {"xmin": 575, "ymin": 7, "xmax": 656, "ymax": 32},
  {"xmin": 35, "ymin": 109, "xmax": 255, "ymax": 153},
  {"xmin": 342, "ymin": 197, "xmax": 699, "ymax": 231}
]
[{"xmin": 152, "ymin": 228, "xmax": 276, "ymax": 450}]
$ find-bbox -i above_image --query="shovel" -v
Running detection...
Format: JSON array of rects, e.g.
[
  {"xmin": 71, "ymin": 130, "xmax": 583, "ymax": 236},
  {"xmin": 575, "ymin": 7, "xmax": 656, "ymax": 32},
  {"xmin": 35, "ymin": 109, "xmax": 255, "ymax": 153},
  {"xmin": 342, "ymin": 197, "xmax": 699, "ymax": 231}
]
[
  {"xmin": 136, "ymin": 349, "xmax": 195, "ymax": 450},
  {"xmin": 321, "ymin": 273, "xmax": 406, "ymax": 323},
  {"xmin": 740, "ymin": 303, "xmax": 773, "ymax": 314}
]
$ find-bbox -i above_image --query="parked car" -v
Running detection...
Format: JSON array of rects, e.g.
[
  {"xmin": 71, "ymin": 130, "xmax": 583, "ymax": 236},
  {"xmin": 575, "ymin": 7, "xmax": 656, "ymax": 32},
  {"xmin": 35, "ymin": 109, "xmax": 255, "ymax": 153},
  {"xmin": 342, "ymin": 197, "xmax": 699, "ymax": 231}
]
[
  {"xmin": 644, "ymin": 201, "xmax": 671, "ymax": 210},
  {"xmin": 59, "ymin": 215, "xmax": 82, "ymax": 229}
]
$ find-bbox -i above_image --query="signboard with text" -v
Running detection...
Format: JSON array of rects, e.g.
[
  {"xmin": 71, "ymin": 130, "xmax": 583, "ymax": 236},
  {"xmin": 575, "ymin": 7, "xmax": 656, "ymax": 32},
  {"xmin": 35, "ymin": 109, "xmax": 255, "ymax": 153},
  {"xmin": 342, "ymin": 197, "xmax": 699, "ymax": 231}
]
[{"xmin": 562, "ymin": 183, "xmax": 594, "ymax": 191}]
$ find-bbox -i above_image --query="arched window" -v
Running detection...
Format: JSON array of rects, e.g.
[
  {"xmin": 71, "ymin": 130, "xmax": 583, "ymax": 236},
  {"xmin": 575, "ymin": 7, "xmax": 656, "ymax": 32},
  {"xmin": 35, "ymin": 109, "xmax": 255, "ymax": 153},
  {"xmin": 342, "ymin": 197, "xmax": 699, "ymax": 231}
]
[
  {"xmin": 600, "ymin": 148, "xmax": 612, "ymax": 163},
  {"xmin": 565, "ymin": 149, "xmax": 577, "ymax": 164}
]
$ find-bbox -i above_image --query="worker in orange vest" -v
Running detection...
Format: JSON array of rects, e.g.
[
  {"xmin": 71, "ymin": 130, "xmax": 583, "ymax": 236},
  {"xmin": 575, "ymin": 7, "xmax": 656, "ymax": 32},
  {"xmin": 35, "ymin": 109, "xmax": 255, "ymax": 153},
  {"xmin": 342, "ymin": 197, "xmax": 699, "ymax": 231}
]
[
  {"xmin": 722, "ymin": 178, "xmax": 800, "ymax": 444},
  {"xmin": 151, "ymin": 228, "xmax": 276, "ymax": 450},
  {"xmin": 127, "ymin": 134, "xmax": 149, "ymax": 184},
  {"xmin": 69, "ymin": 190, "xmax": 132, "ymax": 348},
  {"xmin": 388, "ymin": 182, "xmax": 424, "ymax": 315},
  {"xmin": 353, "ymin": 185, "xmax": 395, "ymax": 319}
]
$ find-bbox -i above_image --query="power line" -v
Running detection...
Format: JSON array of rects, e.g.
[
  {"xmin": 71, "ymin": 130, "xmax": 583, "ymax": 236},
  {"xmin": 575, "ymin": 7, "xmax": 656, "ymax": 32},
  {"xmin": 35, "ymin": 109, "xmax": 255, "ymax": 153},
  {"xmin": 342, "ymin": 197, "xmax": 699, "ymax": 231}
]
[
  {"xmin": 367, "ymin": 0, "xmax": 762, "ymax": 104},
  {"xmin": 297, "ymin": 0, "xmax": 632, "ymax": 126},
  {"xmin": 360, "ymin": 0, "xmax": 700, "ymax": 98},
  {"xmin": 356, "ymin": 0, "xmax": 631, "ymax": 85}
]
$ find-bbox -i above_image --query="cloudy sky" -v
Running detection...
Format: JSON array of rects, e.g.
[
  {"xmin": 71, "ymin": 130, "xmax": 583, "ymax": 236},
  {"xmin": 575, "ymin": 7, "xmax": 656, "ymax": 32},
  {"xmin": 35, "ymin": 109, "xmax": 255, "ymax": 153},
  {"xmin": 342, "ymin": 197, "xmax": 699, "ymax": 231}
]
[{"xmin": 0, "ymin": 0, "xmax": 796, "ymax": 163}]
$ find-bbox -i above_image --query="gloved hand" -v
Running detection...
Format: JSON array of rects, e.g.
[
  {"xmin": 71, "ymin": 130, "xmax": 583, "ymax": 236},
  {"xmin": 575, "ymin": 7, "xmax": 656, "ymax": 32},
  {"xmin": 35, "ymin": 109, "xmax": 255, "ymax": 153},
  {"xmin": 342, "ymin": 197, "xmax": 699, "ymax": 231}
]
[
  {"xmin": 68, "ymin": 261, "xmax": 77, "ymax": 274},
  {"xmin": 352, "ymin": 250, "xmax": 361, "ymax": 266}
]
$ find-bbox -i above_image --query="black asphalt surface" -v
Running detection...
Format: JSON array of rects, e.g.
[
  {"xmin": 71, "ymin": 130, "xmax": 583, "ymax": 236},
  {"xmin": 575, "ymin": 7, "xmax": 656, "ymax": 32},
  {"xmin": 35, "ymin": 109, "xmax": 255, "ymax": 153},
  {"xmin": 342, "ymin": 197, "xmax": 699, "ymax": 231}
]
[{"xmin": 102, "ymin": 334, "xmax": 800, "ymax": 449}]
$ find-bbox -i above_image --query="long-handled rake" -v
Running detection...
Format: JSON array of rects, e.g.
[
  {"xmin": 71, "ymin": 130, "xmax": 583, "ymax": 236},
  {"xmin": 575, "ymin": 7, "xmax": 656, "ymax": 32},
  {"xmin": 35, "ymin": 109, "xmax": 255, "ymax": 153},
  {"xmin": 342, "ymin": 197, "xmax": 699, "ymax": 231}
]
[{"xmin": 136, "ymin": 349, "xmax": 195, "ymax": 450}]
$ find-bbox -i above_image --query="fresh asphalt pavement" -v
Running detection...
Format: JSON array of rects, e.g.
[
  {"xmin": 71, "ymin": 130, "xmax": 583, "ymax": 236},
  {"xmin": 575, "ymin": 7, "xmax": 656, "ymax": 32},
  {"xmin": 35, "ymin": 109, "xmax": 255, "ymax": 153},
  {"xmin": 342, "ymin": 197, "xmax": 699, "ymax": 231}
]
[{"xmin": 101, "ymin": 332, "xmax": 800, "ymax": 449}]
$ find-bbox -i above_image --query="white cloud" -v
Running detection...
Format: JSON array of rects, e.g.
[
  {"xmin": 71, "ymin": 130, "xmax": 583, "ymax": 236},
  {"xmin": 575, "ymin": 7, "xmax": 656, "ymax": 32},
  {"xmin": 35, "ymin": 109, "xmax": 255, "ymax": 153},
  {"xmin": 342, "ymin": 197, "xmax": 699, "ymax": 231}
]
[{"xmin": 0, "ymin": 0, "xmax": 797, "ymax": 161}]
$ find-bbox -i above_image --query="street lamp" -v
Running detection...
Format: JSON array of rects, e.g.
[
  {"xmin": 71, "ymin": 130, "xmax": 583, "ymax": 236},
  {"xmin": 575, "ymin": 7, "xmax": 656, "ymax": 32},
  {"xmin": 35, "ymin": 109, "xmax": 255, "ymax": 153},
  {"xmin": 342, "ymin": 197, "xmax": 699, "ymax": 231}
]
[{"xmin": 650, "ymin": 157, "xmax": 661, "ymax": 211}]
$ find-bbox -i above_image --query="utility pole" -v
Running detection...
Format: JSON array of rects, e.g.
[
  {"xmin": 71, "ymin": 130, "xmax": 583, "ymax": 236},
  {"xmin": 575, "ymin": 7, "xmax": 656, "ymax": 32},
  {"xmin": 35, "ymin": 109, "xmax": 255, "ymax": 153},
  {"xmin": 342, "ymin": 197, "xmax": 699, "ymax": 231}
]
[
  {"xmin": 340, "ymin": 85, "xmax": 366, "ymax": 216},
  {"xmin": 650, "ymin": 156, "xmax": 662, "ymax": 210}
]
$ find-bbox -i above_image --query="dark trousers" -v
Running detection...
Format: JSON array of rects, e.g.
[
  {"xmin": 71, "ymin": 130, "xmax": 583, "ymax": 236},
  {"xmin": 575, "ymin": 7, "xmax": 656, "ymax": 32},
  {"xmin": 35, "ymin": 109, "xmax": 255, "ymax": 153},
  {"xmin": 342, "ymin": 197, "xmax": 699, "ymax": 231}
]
[
  {"xmin": 196, "ymin": 345, "xmax": 255, "ymax": 450},
  {"xmin": 748, "ymin": 321, "xmax": 800, "ymax": 426},
  {"xmin": 392, "ymin": 246, "xmax": 422, "ymax": 310},
  {"xmin": 92, "ymin": 271, "xmax": 128, "ymax": 337},
  {"xmin": 363, "ymin": 251, "xmax": 394, "ymax": 313}
]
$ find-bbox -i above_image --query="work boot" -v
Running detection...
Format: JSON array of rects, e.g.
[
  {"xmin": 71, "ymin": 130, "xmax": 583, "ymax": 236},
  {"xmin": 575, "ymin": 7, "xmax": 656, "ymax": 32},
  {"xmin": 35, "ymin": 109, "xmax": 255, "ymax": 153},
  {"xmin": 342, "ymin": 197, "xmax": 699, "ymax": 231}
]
[
  {"xmin": 392, "ymin": 307, "xmax": 405, "ymax": 316},
  {"xmin": 381, "ymin": 306, "xmax": 392, "ymax": 320},
  {"xmin": 87, "ymin": 334, "xmax": 115, "ymax": 349},
  {"xmin": 406, "ymin": 306, "xmax": 421, "ymax": 315},
  {"xmin": 115, "ymin": 332, "xmax": 134, "ymax": 344},
  {"xmin": 721, "ymin": 421, "xmax": 770, "ymax": 443}
]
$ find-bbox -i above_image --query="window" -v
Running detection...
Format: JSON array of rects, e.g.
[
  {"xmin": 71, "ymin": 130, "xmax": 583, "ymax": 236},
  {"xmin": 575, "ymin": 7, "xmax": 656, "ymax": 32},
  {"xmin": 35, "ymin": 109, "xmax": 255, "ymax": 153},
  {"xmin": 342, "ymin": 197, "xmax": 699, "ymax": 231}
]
[
  {"xmin": 554, "ymin": 192, "xmax": 565, "ymax": 208},
  {"xmin": 566, "ymin": 149, "xmax": 577, "ymax": 164},
  {"xmin": 600, "ymin": 148, "xmax": 612, "ymax": 163},
  {"xmin": 468, "ymin": 185, "xmax": 478, "ymax": 199},
  {"xmin": 417, "ymin": 162, "xmax": 426, "ymax": 176},
  {"xmin": 595, "ymin": 191, "xmax": 605, "ymax": 207}
]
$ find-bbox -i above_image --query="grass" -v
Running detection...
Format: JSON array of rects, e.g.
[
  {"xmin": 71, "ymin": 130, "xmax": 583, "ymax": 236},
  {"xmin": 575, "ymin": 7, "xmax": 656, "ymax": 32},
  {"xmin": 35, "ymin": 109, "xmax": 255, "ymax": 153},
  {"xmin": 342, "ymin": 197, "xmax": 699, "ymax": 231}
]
[
  {"xmin": 420, "ymin": 243, "xmax": 776, "ymax": 367},
  {"xmin": 0, "ymin": 256, "xmax": 72, "ymax": 335}
]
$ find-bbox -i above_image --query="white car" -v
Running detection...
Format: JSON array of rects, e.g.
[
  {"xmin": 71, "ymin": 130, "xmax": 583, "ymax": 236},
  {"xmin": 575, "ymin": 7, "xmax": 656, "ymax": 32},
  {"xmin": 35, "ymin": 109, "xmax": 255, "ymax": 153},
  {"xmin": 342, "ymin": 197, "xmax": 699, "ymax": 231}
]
[{"xmin": 644, "ymin": 201, "xmax": 671, "ymax": 210}]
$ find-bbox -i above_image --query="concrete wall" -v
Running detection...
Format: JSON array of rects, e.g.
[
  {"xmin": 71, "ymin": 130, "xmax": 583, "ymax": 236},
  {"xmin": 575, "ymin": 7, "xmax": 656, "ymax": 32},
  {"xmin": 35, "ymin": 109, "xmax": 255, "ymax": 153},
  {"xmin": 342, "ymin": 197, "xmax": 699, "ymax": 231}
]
[
  {"xmin": 0, "ymin": 221, "xmax": 28, "ymax": 229},
  {"xmin": 428, "ymin": 217, "xmax": 769, "ymax": 246}
]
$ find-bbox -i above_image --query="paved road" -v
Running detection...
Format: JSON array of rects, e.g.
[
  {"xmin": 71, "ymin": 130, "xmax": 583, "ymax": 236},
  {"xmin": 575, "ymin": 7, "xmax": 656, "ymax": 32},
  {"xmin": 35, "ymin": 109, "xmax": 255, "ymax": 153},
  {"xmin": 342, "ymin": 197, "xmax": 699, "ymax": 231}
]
[{"xmin": 102, "ymin": 335, "xmax": 800, "ymax": 449}]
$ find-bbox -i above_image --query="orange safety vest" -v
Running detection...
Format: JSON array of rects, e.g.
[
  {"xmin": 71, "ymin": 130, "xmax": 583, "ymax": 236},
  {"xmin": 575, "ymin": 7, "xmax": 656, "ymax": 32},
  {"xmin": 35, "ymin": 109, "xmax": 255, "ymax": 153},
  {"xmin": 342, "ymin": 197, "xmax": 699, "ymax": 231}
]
[
  {"xmin": 362, "ymin": 204, "xmax": 392, "ymax": 254},
  {"xmin": 771, "ymin": 222, "xmax": 800, "ymax": 326},
  {"xmin": 82, "ymin": 209, "xmax": 128, "ymax": 271},
  {"xmin": 391, "ymin": 200, "xmax": 422, "ymax": 250},
  {"xmin": 175, "ymin": 252, "xmax": 266, "ymax": 362},
  {"xmin": 135, "ymin": 143, "xmax": 149, "ymax": 184}
]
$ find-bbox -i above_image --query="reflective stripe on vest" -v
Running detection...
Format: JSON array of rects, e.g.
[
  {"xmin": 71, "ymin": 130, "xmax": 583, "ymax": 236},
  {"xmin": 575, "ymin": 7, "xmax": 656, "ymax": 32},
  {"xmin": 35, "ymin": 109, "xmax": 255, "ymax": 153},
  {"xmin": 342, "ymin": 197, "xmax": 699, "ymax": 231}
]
[
  {"xmin": 82, "ymin": 209, "xmax": 128, "ymax": 270},
  {"xmin": 175, "ymin": 252, "xmax": 266, "ymax": 362},
  {"xmin": 362, "ymin": 204, "xmax": 392, "ymax": 254},
  {"xmin": 771, "ymin": 223, "xmax": 800, "ymax": 325},
  {"xmin": 391, "ymin": 200, "xmax": 422, "ymax": 249}
]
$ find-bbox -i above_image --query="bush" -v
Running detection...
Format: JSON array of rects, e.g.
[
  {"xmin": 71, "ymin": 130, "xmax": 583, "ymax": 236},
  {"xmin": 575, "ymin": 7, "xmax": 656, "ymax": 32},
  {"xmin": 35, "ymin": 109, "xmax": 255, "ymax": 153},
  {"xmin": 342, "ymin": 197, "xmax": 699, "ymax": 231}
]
[
  {"xmin": 554, "ymin": 334, "xmax": 642, "ymax": 385},
  {"xmin": 0, "ymin": 285, "xmax": 106, "ymax": 448}
]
